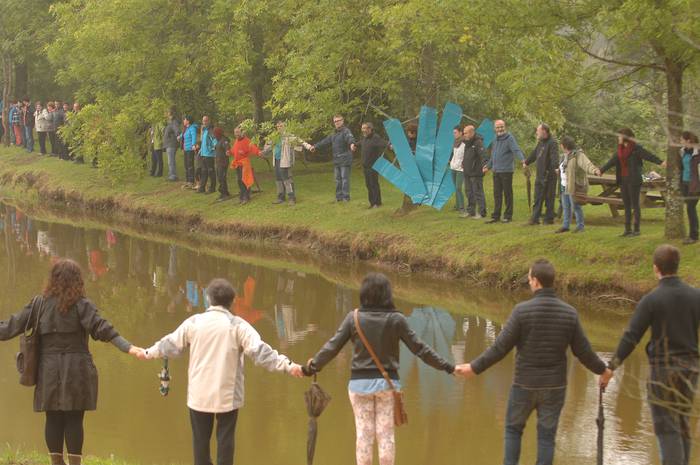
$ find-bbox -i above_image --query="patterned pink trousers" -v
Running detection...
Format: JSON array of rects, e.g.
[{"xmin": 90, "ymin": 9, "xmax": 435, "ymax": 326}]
[{"xmin": 348, "ymin": 390, "xmax": 396, "ymax": 465}]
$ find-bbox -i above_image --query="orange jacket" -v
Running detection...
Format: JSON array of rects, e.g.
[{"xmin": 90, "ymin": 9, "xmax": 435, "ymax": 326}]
[{"xmin": 230, "ymin": 137, "xmax": 261, "ymax": 188}]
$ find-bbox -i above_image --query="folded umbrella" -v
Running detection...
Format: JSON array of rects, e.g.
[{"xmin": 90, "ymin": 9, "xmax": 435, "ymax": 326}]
[
  {"xmin": 304, "ymin": 376, "xmax": 332, "ymax": 465},
  {"xmin": 596, "ymin": 386, "xmax": 605, "ymax": 465}
]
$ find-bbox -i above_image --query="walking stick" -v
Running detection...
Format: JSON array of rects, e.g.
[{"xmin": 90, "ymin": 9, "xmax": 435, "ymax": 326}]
[{"xmin": 596, "ymin": 386, "xmax": 605, "ymax": 465}]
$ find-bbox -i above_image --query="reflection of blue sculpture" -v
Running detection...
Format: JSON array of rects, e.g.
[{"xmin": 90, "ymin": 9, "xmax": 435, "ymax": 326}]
[
  {"xmin": 399, "ymin": 307, "xmax": 459, "ymax": 414},
  {"xmin": 373, "ymin": 103, "xmax": 463, "ymax": 210}
]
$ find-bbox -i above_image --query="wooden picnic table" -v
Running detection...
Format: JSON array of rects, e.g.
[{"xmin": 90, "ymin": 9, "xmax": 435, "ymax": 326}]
[{"xmin": 579, "ymin": 174, "xmax": 666, "ymax": 217}]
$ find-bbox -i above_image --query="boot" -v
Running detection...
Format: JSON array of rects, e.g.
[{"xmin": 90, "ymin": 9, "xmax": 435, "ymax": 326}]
[
  {"xmin": 49, "ymin": 453, "xmax": 66, "ymax": 465},
  {"xmin": 67, "ymin": 454, "xmax": 82, "ymax": 465}
]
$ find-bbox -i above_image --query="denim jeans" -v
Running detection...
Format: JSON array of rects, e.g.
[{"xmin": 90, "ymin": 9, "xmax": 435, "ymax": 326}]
[
  {"xmin": 166, "ymin": 147, "xmax": 178, "ymax": 180},
  {"xmin": 23, "ymin": 126, "xmax": 34, "ymax": 152},
  {"xmin": 334, "ymin": 164, "xmax": 351, "ymax": 201},
  {"xmin": 648, "ymin": 363, "xmax": 698, "ymax": 465},
  {"xmin": 452, "ymin": 169, "xmax": 465, "ymax": 210},
  {"xmin": 504, "ymin": 385, "xmax": 566, "ymax": 465},
  {"xmin": 561, "ymin": 186, "xmax": 584, "ymax": 230}
]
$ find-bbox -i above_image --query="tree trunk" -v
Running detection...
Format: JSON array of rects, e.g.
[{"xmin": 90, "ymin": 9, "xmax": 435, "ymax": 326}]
[
  {"xmin": 248, "ymin": 22, "xmax": 266, "ymax": 124},
  {"xmin": 663, "ymin": 59, "xmax": 685, "ymax": 239},
  {"xmin": 1, "ymin": 55, "xmax": 13, "ymax": 146},
  {"xmin": 15, "ymin": 61, "xmax": 28, "ymax": 99}
]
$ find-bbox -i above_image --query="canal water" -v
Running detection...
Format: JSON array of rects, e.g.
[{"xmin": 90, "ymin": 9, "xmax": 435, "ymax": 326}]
[{"xmin": 0, "ymin": 203, "xmax": 693, "ymax": 465}]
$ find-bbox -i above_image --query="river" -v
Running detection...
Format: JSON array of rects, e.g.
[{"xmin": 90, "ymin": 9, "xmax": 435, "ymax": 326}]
[{"xmin": 0, "ymin": 203, "xmax": 692, "ymax": 465}]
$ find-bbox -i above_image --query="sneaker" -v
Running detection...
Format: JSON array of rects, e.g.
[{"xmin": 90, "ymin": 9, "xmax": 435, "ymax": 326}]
[
  {"xmin": 501, "ymin": 218, "xmax": 512, "ymax": 223},
  {"xmin": 460, "ymin": 212, "xmax": 472, "ymax": 218},
  {"xmin": 555, "ymin": 227, "xmax": 570, "ymax": 234},
  {"xmin": 573, "ymin": 227, "xmax": 584, "ymax": 233},
  {"xmin": 682, "ymin": 237, "xmax": 697, "ymax": 245},
  {"xmin": 471, "ymin": 214, "xmax": 483, "ymax": 220},
  {"xmin": 288, "ymin": 199, "xmax": 296, "ymax": 206},
  {"xmin": 272, "ymin": 199, "xmax": 285, "ymax": 205},
  {"xmin": 181, "ymin": 183, "xmax": 192, "ymax": 190},
  {"xmin": 630, "ymin": 231, "xmax": 640, "ymax": 237},
  {"xmin": 485, "ymin": 218, "xmax": 499, "ymax": 224}
]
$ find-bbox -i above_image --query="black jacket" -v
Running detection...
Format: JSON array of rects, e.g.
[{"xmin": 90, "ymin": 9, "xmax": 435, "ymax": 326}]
[
  {"xmin": 307, "ymin": 307, "xmax": 454, "ymax": 380},
  {"xmin": 471, "ymin": 288, "xmax": 606, "ymax": 388},
  {"xmin": 610, "ymin": 276, "xmax": 700, "ymax": 370},
  {"xmin": 462, "ymin": 135, "xmax": 487, "ymax": 177},
  {"xmin": 0, "ymin": 295, "xmax": 130, "ymax": 411},
  {"xmin": 601, "ymin": 144, "xmax": 663, "ymax": 186},
  {"xmin": 359, "ymin": 133, "xmax": 388, "ymax": 169},
  {"xmin": 525, "ymin": 137, "xmax": 558, "ymax": 181}
]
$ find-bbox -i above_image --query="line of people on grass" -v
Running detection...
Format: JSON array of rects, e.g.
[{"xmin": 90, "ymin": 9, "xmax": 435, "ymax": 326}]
[
  {"xmin": 1, "ymin": 244, "xmax": 697, "ymax": 465},
  {"xmin": 1, "ymin": 99, "xmax": 82, "ymax": 161}
]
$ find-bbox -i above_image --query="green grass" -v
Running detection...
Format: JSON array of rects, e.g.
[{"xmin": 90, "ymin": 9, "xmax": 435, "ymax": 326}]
[
  {"xmin": 0, "ymin": 145, "xmax": 696, "ymax": 297},
  {"xmin": 0, "ymin": 447, "xmax": 136, "ymax": 465}
]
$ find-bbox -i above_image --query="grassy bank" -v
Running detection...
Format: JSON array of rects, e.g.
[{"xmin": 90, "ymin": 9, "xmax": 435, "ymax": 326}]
[
  {"xmin": 0, "ymin": 146, "xmax": 695, "ymax": 298},
  {"xmin": 1, "ymin": 449, "xmax": 135, "ymax": 465}
]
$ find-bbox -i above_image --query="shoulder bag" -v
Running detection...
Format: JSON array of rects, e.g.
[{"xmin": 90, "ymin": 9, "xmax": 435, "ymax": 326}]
[{"xmin": 16, "ymin": 295, "xmax": 46, "ymax": 386}]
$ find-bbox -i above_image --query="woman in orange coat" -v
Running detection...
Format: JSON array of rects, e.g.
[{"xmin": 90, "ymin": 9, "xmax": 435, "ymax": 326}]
[{"xmin": 230, "ymin": 126, "xmax": 262, "ymax": 205}]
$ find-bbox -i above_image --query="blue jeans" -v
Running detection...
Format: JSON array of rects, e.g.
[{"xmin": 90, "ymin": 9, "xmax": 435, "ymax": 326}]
[
  {"xmin": 561, "ymin": 186, "xmax": 584, "ymax": 230},
  {"xmin": 23, "ymin": 127, "xmax": 34, "ymax": 152},
  {"xmin": 504, "ymin": 385, "xmax": 566, "ymax": 465},
  {"xmin": 166, "ymin": 147, "xmax": 178, "ymax": 180},
  {"xmin": 334, "ymin": 164, "xmax": 351, "ymax": 201}
]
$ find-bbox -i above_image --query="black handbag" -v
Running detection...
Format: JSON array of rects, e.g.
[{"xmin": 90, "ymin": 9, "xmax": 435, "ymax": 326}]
[{"xmin": 16, "ymin": 296, "xmax": 45, "ymax": 387}]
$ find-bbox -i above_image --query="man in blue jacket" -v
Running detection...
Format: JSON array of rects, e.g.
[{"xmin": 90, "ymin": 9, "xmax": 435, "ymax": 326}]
[
  {"xmin": 306, "ymin": 114, "xmax": 356, "ymax": 202},
  {"xmin": 484, "ymin": 120, "xmax": 525, "ymax": 223},
  {"xmin": 197, "ymin": 115, "xmax": 217, "ymax": 194}
]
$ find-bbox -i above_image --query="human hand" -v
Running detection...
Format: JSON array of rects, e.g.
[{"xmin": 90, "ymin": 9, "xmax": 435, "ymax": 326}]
[
  {"xmin": 453, "ymin": 363, "xmax": 475, "ymax": 379},
  {"xmin": 289, "ymin": 363, "xmax": 304, "ymax": 378},
  {"xmin": 599, "ymin": 368, "xmax": 613, "ymax": 389},
  {"xmin": 350, "ymin": 143, "xmax": 357, "ymax": 152},
  {"xmin": 661, "ymin": 160, "xmax": 667, "ymax": 169},
  {"xmin": 129, "ymin": 346, "xmax": 147, "ymax": 360},
  {"xmin": 482, "ymin": 166, "xmax": 489, "ymax": 174},
  {"xmin": 594, "ymin": 168, "xmax": 601, "ymax": 176},
  {"xmin": 522, "ymin": 162, "xmax": 528, "ymax": 169}
]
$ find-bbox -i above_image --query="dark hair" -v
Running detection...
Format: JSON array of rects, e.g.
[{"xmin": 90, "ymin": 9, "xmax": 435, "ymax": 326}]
[
  {"xmin": 359, "ymin": 273, "xmax": 395, "ymax": 309},
  {"xmin": 453, "ymin": 125, "xmax": 463, "ymax": 132},
  {"xmin": 653, "ymin": 245, "xmax": 680, "ymax": 276},
  {"xmin": 529, "ymin": 259, "xmax": 555, "ymax": 288},
  {"xmin": 213, "ymin": 127, "xmax": 224, "ymax": 139},
  {"xmin": 362, "ymin": 122, "xmax": 374, "ymax": 130},
  {"xmin": 43, "ymin": 259, "xmax": 86, "ymax": 314},
  {"xmin": 206, "ymin": 278, "xmax": 236, "ymax": 308},
  {"xmin": 406, "ymin": 123, "xmax": 418, "ymax": 134},
  {"xmin": 617, "ymin": 128, "xmax": 635, "ymax": 143},
  {"xmin": 539, "ymin": 123, "xmax": 551, "ymax": 136},
  {"xmin": 560, "ymin": 135, "xmax": 576, "ymax": 151},
  {"xmin": 681, "ymin": 131, "xmax": 699, "ymax": 144}
]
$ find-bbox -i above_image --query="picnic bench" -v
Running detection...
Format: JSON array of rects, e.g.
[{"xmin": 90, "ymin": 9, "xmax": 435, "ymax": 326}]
[{"xmin": 577, "ymin": 174, "xmax": 666, "ymax": 217}]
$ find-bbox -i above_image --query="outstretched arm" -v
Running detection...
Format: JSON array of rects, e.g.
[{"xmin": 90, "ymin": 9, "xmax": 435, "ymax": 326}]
[
  {"xmin": 78, "ymin": 299, "xmax": 132, "ymax": 353},
  {"xmin": 305, "ymin": 313, "xmax": 352, "ymax": 375},
  {"xmin": 144, "ymin": 318, "xmax": 193, "ymax": 359},
  {"xmin": 0, "ymin": 298, "xmax": 35, "ymax": 341},
  {"xmin": 238, "ymin": 319, "xmax": 295, "ymax": 373}
]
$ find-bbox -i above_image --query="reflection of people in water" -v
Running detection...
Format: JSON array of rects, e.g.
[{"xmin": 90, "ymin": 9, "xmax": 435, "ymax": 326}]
[
  {"xmin": 85, "ymin": 229, "xmax": 109, "ymax": 282},
  {"xmin": 233, "ymin": 276, "xmax": 264, "ymax": 325},
  {"xmin": 274, "ymin": 274, "xmax": 316, "ymax": 346}
]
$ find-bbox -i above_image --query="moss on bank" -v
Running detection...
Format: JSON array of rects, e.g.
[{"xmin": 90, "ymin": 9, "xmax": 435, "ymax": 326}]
[{"xmin": 0, "ymin": 146, "xmax": 695, "ymax": 299}]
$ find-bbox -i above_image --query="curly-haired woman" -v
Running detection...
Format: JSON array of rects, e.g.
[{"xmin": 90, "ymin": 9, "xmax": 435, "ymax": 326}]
[{"xmin": 0, "ymin": 259, "xmax": 142, "ymax": 465}]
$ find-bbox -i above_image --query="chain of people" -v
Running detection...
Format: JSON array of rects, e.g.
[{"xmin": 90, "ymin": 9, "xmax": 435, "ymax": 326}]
[
  {"xmin": 0, "ymin": 202, "xmax": 698, "ymax": 465},
  {"xmin": 3, "ymin": 99, "xmax": 699, "ymax": 244}
]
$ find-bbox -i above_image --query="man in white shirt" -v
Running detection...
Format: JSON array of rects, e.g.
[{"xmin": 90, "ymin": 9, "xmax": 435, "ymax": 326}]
[{"xmin": 141, "ymin": 278, "xmax": 303, "ymax": 465}]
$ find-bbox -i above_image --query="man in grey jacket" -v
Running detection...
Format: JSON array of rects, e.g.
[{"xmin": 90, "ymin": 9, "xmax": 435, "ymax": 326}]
[
  {"xmin": 523, "ymin": 124, "xmax": 559, "ymax": 225},
  {"xmin": 163, "ymin": 109, "xmax": 180, "ymax": 181},
  {"xmin": 459, "ymin": 259, "xmax": 611, "ymax": 465},
  {"xmin": 306, "ymin": 114, "xmax": 356, "ymax": 202},
  {"xmin": 484, "ymin": 120, "xmax": 525, "ymax": 223}
]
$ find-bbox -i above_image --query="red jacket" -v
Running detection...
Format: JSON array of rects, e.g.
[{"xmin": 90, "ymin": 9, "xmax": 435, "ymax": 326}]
[{"xmin": 230, "ymin": 137, "xmax": 261, "ymax": 168}]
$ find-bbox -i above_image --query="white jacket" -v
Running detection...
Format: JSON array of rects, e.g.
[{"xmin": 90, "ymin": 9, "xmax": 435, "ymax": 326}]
[{"xmin": 145, "ymin": 306, "xmax": 293, "ymax": 413}]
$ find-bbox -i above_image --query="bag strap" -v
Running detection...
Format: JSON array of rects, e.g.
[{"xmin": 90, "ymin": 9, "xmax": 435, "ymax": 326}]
[
  {"xmin": 353, "ymin": 309, "xmax": 397, "ymax": 391},
  {"xmin": 24, "ymin": 295, "xmax": 45, "ymax": 336}
]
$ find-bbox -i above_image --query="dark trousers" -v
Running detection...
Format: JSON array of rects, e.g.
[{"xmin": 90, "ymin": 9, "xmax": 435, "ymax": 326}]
[
  {"xmin": 620, "ymin": 177, "xmax": 642, "ymax": 232},
  {"xmin": 492, "ymin": 172, "xmax": 514, "ymax": 220},
  {"xmin": 236, "ymin": 167, "xmax": 250, "ymax": 201},
  {"xmin": 48, "ymin": 131, "xmax": 57, "ymax": 155},
  {"xmin": 38, "ymin": 131, "xmax": 48, "ymax": 155},
  {"xmin": 504, "ymin": 385, "xmax": 566, "ymax": 465},
  {"xmin": 185, "ymin": 150, "xmax": 196, "ymax": 183},
  {"xmin": 199, "ymin": 156, "xmax": 216, "ymax": 193},
  {"xmin": 45, "ymin": 410, "xmax": 85, "ymax": 455},
  {"xmin": 466, "ymin": 176, "xmax": 487, "ymax": 216},
  {"xmin": 648, "ymin": 364, "xmax": 698, "ymax": 465},
  {"xmin": 216, "ymin": 159, "xmax": 230, "ymax": 197},
  {"xmin": 363, "ymin": 166, "xmax": 381, "ymax": 206},
  {"xmin": 190, "ymin": 408, "xmax": 239, "ymax": 465},
  {"xmin": 682, "ymin": 183, "xmax": 699, "ymax": 240},
  {"xmin": 531, "ymin": 178, "xmax": 557, "ymax": 223},
  {"xmin": 150, "ymin": 149, "xmax": 164, "ymax": 177}
]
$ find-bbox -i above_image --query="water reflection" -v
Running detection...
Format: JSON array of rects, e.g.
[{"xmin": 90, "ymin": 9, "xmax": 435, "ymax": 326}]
[{"xmin": 0, "ymin": 203, "xmax": 680, "ymax": 465}]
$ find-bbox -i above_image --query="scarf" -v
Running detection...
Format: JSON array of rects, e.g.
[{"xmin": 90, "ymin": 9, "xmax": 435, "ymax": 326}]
[{"xmin": 617, "ymin": 142, "xmax": 635, "ymax": 177}]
